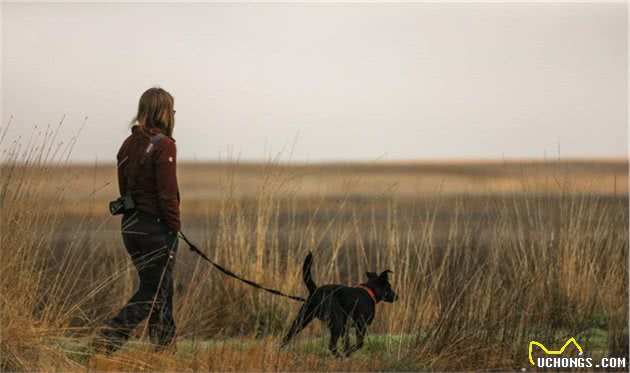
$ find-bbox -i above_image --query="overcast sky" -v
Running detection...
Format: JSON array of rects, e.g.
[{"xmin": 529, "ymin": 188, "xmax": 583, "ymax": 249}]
[{"xmin": 2, "ymin": 2, "xmax": 628, "ymax": 162}]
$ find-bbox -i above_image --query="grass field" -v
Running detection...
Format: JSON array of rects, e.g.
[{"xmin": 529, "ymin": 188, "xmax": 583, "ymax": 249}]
[{"xmin": 1, "ymin": 130, "xmax": 628, "ymax": 371}]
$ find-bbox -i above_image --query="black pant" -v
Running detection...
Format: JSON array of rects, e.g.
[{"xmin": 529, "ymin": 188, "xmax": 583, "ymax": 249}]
[{"xmin": 102, "ymin": 210, "xmax": 178, "ymax": 352}]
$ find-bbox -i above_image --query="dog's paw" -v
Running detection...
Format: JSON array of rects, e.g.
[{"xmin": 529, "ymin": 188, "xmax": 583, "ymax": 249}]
[{"xmin": 329, "ymin": 351, "xmax": 343, "ymax": 359}]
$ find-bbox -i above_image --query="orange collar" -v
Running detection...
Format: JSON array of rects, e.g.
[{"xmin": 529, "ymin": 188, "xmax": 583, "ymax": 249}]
[{"xmin": 357, "ymin": 284, "xmax": 377, "ymax": 303}]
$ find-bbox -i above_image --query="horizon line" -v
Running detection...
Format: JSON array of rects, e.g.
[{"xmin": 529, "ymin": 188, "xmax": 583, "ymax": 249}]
[{"xmin": 4, "ymin": 155, "xmax": 628, "ymax": 167}]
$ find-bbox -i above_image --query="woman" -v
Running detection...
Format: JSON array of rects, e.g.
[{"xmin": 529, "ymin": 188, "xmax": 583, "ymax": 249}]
[{"xmin": 95, "ymin": 87, "xmax": 181, "ymax": 354}]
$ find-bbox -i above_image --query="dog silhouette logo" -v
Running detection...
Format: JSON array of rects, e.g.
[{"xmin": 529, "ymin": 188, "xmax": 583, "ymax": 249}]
[{"xmin": 528, "ymin": 337, "xmax": 583, "ymax": 365}]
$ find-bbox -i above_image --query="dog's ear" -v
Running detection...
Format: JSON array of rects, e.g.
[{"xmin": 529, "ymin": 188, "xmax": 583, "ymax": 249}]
[
  {"xmin": 379, "ymin": 270, "xmax": 393, "ymax": 281},
  {"xmin": 366, "ymin": 271, "xmax": 378, "ymax": 280}
]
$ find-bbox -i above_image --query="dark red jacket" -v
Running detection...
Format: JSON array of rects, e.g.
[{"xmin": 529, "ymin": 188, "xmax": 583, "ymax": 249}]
[{"xmin": 117, "ymin": 125, "xmax": 181, "ymax": 232}]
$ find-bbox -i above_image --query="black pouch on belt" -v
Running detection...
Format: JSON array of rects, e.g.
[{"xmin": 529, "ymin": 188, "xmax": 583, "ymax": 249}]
[{"xmin": 109, "ymin": 194, "xmax": 135, "ymax": 216}]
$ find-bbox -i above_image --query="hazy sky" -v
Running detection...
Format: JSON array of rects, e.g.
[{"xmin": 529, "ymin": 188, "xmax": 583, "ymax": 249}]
[{"xmin": 2, "ymin": 2, "xmax": 628, "ymax": 162}]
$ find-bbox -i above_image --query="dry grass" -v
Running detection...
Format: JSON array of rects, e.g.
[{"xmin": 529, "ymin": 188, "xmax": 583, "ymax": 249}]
[{"xmin": 0, "ymin": 124, "xmax": 628, "ymax": 371}]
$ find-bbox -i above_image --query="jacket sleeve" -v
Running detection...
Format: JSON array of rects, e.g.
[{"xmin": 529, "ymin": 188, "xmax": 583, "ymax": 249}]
[
  {"xmin": 154, "ymin": 139, "xmax": 181, "ymax": 232},
  {"xmin": 116, "ymin": 141, "xmax": 128, "ymax": 196}
]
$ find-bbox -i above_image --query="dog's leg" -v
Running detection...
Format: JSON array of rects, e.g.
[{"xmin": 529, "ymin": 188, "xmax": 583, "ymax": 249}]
[
  {"xmin": 328, "ymin": 309, "xmax": 346, "ymax": 357},
  {"xmin": 349, "ymin": 322, "xmax": 366, "ymax": 354},
  {"xmin": 281, "ymin": 305, "xmax": 313, "ymax": 348},
  {"xmin": 343, "ymin": 323, "xmax": 352, "ymax": 357},
  {"xmin": 328, "ymin": 323, "xmax": 342, "ymax": 357}
]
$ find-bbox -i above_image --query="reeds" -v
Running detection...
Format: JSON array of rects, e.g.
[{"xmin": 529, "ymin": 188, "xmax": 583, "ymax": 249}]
[{"xmin": 1, "ymin": 124, "xmax": 627, "ymax": 371}]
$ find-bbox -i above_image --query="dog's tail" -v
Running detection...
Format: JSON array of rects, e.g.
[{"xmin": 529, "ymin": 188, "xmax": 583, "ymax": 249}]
[{"xmin": 302, "ymin": 252, "xmax": 317, "ymax": 294}]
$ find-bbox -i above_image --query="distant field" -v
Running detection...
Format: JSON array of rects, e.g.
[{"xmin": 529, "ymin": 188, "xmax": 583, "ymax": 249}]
[
  {"xmin": 24, "ymin": 158, "xmax": 630, "ymax": 210},
  {"xmin": 2, "ymin": 158, "xmax": 628, "ymax": 371}
]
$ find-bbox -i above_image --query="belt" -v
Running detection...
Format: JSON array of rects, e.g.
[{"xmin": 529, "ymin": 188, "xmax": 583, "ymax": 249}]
[{"xmin": 122, "ymin": 209, "xmax": 170, "ymax": 235}]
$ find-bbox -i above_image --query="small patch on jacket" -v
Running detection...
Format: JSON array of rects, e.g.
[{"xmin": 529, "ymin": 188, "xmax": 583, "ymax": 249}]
[{"xmin": 168, "ymin": 157, "xmax": 173, "ymax": 162}]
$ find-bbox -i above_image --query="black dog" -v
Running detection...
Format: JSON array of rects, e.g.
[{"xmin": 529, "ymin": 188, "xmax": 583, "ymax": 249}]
[{"xmin": 281, "ymin": 252, "xmax": 398, "ymax": 356}]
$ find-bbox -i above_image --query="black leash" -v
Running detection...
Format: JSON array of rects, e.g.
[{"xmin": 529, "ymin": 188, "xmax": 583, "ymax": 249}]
[{"xmin": 178, "ymin": 231, "xmax": 306, "ymax": 302}]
